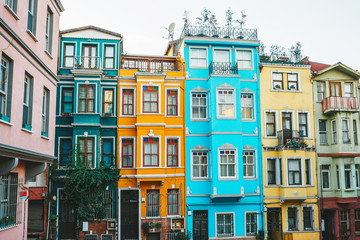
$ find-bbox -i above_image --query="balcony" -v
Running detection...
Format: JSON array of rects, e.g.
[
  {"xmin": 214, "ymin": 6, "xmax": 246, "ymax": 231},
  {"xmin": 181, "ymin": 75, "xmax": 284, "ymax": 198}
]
[
  {"xmin": 121, "ymin": 55, "xmax": 185, "ymax": 73},
  {"xmin": 73, "ymin": 56, "xmax": 102, "ymax": 70},
  {"xmin": 180, "ymin": 25, "xmax": 258, "ymax": 40},
  {"xmin": 277, "ymin": 130, "xmax": 305, "ymax": 147},
  {"xmin": 209, "ymin": 62, "xmax": 238, "ymax": 75},
  {"xmin": 322, "ymin": 96, "xmax": 359, "ymax": 114}
]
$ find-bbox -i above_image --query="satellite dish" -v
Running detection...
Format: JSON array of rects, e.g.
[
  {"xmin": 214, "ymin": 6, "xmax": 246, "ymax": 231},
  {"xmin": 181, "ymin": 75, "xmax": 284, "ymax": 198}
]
[{"xmin": 168, "ymin": 22, "xmax": 175, "ymax": 34}]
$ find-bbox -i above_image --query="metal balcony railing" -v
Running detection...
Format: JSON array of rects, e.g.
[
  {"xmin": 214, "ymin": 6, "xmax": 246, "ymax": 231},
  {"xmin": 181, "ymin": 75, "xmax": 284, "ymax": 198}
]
[
  {"xmin": 322, "ymin": 96, "xmax": 359, "ymax": 114},
  {"xmin": 122, "ymin": 55, "xmax": 185, "ymax": 73},
  {"xmin": 209, "ymin": 62, "xmax": 238, "ymax": 75},
  {"xmin": 277, "ymin": 130, "xmax": 305, "ymax": 146},
  {"xmin": 74, "ymin": 56, "xmax": 101, "ymax": 70},
  {"xmin": 180, "ymin": 25, "xmax": 258, "ymax": 40},
  {"xmin": 167, "ymin": 232, "xmax": 180, "ymax": 240}
]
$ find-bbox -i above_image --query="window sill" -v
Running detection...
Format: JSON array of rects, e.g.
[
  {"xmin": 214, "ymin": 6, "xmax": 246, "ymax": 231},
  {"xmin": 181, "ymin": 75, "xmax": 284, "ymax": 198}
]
[
  {"xmin": 345, "ymin": 189, "xmax": 355, "ymax": 192},
  {"xmin": 0, "ymin": 119, "xmax": 13, "ymax": 126},
  {"xmin": 242, "ymin": 119, "xmax": 256, "ymax": 122},
  {"xmin": 189, "ymin": 66, "xmax": 208, "ymax": 69},
  {"xmin": 191, "ymin": 178, "xmax": 211, "ymax": 181},
  {"xmin": 21, "ymin": 128, "xmax": 33, "ymax": 134},
  {"xmin": 44, "ymin": 50, "xmax": 53, "ymax": 59},
  {"xmin": 26, "ymin": 30, "xmax": 38, "ymax": 42},
  {"xmin": 264, "ymin": 136, "xmax": 277, "ymax": 139},
  {"xmin": 4, "ymin": 4, "xmax": 19, "ymax": 20},
  {"xmin": 165, "ymin": 115, "xmax": 183, "ymax": 118},
  {"xmin": 119, "ymin": 115, "xmax": 136, "ymax": 118},
  {"xmin": 271, "ymin": 89, "xmax": 303, "ymax": 93},
  {"xmin": 41, "ymin": 135, "xmax": 50, "ymax": 140},
  {"xmin": 218, "ymin": 177, "xmax": 238, "ymax": 181},
  {"xmin": 138, "ymin": 113, "xmax": 164, "ymax": 115},
  {"xmin": 0, "ymin": 223, "xmax": 20, "ymax": 232},
  {"xmin": 244, "ymin": 177, "xmax": 257, "ymax": 180},
  {"xmin": 217, "ymin": 117, "xmax": 236, "ymax": 120},
  {"xmin": 190, "ymin": 118, "xmax": 210, "ymax": 122}
]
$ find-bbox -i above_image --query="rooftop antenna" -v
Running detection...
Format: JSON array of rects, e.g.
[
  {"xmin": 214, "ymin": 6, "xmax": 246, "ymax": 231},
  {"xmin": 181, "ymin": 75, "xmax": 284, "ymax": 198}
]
[{"xmin": 166, "ymin": 22, "xmax": 175, "ymax": 55}]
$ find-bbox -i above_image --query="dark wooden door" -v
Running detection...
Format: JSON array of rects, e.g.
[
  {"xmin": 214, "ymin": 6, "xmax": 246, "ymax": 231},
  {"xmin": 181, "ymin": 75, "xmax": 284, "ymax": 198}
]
[
  {"xmin": 147, "ymin": 233, "xmax": 160, "ymax": 240},
  {"xmin": 267, "ymin": 208, "xmax": 282, "ymax": 240},
  {"xmin": 193, "ymin": 210, "xmax": 208, "ymax": 240},
  {"xmin": 121, "ymin": 190, "xmax": 139, "ymax": 240},
  {"xmin": 322, "ymin": 210, "xmax": 336, "ymax": 240},
  {"xmin": 60, "ymin": 195, "xmax": 76, "ymax": 239}
]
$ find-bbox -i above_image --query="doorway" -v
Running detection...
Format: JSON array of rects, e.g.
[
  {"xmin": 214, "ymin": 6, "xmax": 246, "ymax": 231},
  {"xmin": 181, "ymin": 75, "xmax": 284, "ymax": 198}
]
[
  {"xmin": 121, "ymin": 190, "xmax": 139, "ymax": 240},
  {"xmin": 193, "ymin": 210, "xmax": 208, "ymax": 240},
  {"xmin": 60, "ymin": 193, "xmax": 76, "ymax": 240},
  {"xmin": 267, "ymin": 208, "xmax": 282, "ymax": 240},
  {"xmin": 322, "ymin": 210, "xmax": 336, "ymax": 240},
  {"xmin": 82, "ymin": 44, "xmax": 98, "ymax": 69}
]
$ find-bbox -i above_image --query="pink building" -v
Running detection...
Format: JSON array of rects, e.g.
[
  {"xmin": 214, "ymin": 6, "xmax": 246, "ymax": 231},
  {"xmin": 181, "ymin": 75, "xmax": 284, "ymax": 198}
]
[{"xmin": 0, "ymin": 0, "xmax": 64, "ymax": 239}]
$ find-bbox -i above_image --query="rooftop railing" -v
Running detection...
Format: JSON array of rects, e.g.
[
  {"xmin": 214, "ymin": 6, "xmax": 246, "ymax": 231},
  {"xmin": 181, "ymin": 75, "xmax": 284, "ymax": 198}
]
[
  {"xmin": 322, "ymin": 96, "xmax": 359, "ymax": 114},
  {"xmin": 180, "ymin": 25, "xmax": 258, "ymax": 40},
  {"xmin": 121, "ymin": 56, "xmax": 185, "ymax": 73}
]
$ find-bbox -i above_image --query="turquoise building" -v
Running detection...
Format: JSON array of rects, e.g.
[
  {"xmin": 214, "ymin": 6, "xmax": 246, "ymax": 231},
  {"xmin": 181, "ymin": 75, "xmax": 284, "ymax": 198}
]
[
  {"xmin": 172, "ymin": 25, "xmax": 264, "ymax": 239},
  {"xmin": 53, "ymin": 26, "xmax": 122, "ymax": 239}
]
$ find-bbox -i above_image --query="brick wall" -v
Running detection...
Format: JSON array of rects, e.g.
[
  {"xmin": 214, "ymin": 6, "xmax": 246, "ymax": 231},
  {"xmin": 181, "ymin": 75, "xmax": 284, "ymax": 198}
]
[
  {"xmin": 79, "ymin": 221, "xmax": 116, "ymax": 240},
  {"xmin": 141, "ymin": 218, "xmax": 173, "ymax": 240}
]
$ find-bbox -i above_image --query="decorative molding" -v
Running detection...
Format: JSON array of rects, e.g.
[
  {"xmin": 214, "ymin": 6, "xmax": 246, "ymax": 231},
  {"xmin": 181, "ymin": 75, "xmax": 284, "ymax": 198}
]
[
  {"xmin": 219, "ymin": 143, "xmax": 236, "ymax": 149},
  {"xmin": 218, "ymin": 83, "xmax": 234, "ymax": 89},
  {"xmin": 193, "ymin": 145, "xmax": 208, "ymax": 150},
  {"xmin": 240, "ymin": 88, "xmax": 254, "ymax": 93},
  {"xmin": 191, "ymin": 86, "xmax": 207, "ymax": 92},
  {"xmin": 243, "ymin": 145, "xmax": 255, "ymax": 150}
]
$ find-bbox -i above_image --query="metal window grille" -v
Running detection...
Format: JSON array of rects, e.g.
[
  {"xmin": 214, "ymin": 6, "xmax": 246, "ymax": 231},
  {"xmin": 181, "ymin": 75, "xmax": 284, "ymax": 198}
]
[
  {"xmin": 167, "ymin": 189, "xmax": 179, "ymax": 215},
  {"xmin": 93, "ymin": 190, "xmax": 113, "ymax": 219},
  {"xmin": 101, "ymin": 234, "xmax": 113, "ymax": 240},
  {"xmin": 167, "ymin": 231, "xmax": 180, "ymax": 240},
  {"xmin": 146, "ymin": 190, "xmax": 160, "ymax": 217},
  {"xmin": 0, "ymin": 174, "xmax": 23, "ymax": 229},
  {"xmin": 216, "ymin": 213, "xmax": 234, "ymax": 237},
  {"xmin": 84, "ymin": 234, "xmax": 98, "ymax": 240},
  {"xmin": 246, "ymin": 213, "xmax": 257, "ymax": 235}
]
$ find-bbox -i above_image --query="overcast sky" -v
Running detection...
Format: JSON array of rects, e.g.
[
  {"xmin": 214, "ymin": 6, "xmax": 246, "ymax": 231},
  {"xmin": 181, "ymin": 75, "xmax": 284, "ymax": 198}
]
[{"xmin": 60, "ymin": 0, "xmax": 360, "ymax": 70}]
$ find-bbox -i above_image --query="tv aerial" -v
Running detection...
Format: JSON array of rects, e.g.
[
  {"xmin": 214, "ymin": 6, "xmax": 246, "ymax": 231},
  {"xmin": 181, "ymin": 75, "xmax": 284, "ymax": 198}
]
[{"xmin": 167, "ymin": 22, "xmax": 175, "ymax": 39}]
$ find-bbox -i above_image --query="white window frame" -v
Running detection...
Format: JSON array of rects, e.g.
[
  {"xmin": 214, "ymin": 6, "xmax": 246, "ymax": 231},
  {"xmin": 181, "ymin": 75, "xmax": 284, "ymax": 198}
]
[
  {"xmin": 191, "ymin": 149, "xmax": 209, "ymax": 180},
  {"xmin": 5, "ymin": 0, "xmax": 17, "ymax": 13},
  {"xmin": 356, "ymin": 166, "xmax": 360, "ymax": 189},
  {"xmin": 41, "ymin": 88, "xmax": 49, "ymax": 135},
  {"xmin": 305, "ymin": 158, "xmax": 312, "ymax": 186},
  {"xmin": 319, "ymin": 119, "xmax": 327, "ymax": 145},
  {"xmin": 218, "ymin": 147, "xmax": 238, "ymax": 180},
  {"xmin": 212, "ymin": 48, "xmax": 231, "ymax": 63},
  {"xmin": 336, "ymin": 164, "xmax": 340, "ymax": 190},
  {"xmin": 264, "ymin": 111, "xmax": 277, "ymax": 138},
  {"xmin": 342, "ymin": 119, "xmax": 351, "ymax": 143},
  {"xmin": 77, "ymin": 83, "xmax": 96, "ymax": 113},
  {"xmin": 297, "ymin": 111, "xmax": 311, "ymax": 138},
  {"xmin": 165, "ymin": 87, "xmax": 180, "ymax": 117},
  {"xmin": 321, "ymin": 165, "xmax": 331, "ymax": 190},
  {"xmin": 302, "ymin": 205, "xmax": 315, "ymax": 231},
  {"xmin": 316, "ymin": 82, "xmax": 325, "ymax": 102},
  {"xmin": 286, "ymin": 205, "xmax": 300, "ymax": 231},
  {"xmin": 235, "ymin": 49, "xmax": 253, "ymax": 70},
  {"xmin": 165, "ymin": 136, "xmax": 181, "ymax": 168},
  {"xmin": 245, "ymin": 211, "xmax": 258, "ymax": 236},
  {"xmin": 119, "ymin": 136, "xmax": 136, "ymax": 169},
  {"xmin": 75, "ymin": 134, "xmax": 97, "ymax": 168},
  {"xmin": 216, "ymin": 87, "xmax": 236, "ymax": 119},
  {"xmin": 27, "ymin": 0, "xmax": 37, "ymax": 34},
  {"xmin": 266, "ymin": 157, "xmax": 282, "ymax": 185},
  {"xmin": 344, "ymin": 82, "xmax": 353, "ymax": 98},
  {"xmin": 272, "ymin": 71, "xmax": 284, "ymax": 90},
  {"xmin": 189, "ymin": 47, "xmax": 208, "ymax": 69},
  {"xmin": 287, "ymin": 72, "xmax": 300, "ymax": 91},
  {"xmin": 119, "ymin": 87, "xmax": 136, "ymax": 117},
  {"xmin": 344, "ymin": 164, "xmax": 353, "ymax": 190},
  {"xmin": 241, "ymin": 93, "xmax": 254, "ymax": 121},
  {"xmin": 0, "ymin": 57, "xmax": 10, "ymax": 118},
  {"xmin": 280, "ymin": 110, "xmax": 295, "ymax": 133},
  {"xmin": 140, "ymin": 135, "xmax": 161, "ymax": 168},
  {"xmin": 103, "ymin": 43, "xmax": 117, "ymax": 69},
  {"xmin": 140, "ymin": 83, "xmax": 161, "ymax": 114},
  {"xmin": 331, "ymin": 119, "xmax": 337, "ymax": 144},
  {"xmin": 101, "ymin": 86, "xmax": 116, "ymax": 116},
  {"xmin": 61, "ymin": 41, "xmax": 77, "ymax": 68},
  {"xmin": 215, "ymin": 212, "xmax": 235, "ymax": 238},
  {"xmin": 45, "ymin": 7, "xmax": 53, "ymax": 54},
  {"xmin": 190, "ymin": 91, "xmax": 208, "ymax": 121},
  {"xmin": 57, "ymin": 136, "xmax": 73, "ymax": 169},
  {"xmin": 286, "ymin": 157, "xmax": 303, "ymax": 186},
  {"xmin": 243, "ymin": 149, "xmax": 256, "ymax": 179}
]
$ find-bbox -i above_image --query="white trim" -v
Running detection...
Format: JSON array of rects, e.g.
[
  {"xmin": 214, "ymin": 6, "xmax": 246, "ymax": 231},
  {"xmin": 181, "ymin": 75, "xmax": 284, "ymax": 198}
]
[
  {"xmin": 264, "ymin": 110, "xmax": 278, "ymax": 138},
  {"xmin": 286, "ymin": 205, "xmax": 300, "ymax": 231},
  {"xmin": 189, "ymin": 46, "xmax": 209, "ymax": 69},
  {"xmin": 215, "ymin": 212, "xmax": 235, "ymax": 238},
  {"xmin": 218, "ymin": 145, "xmax": 238, "ymax": 181},
  {"xmin": 331, "ymin": 119, "xmax": 337, "ymax": 144},
  {"xmin": 305, "ymin": 158, "xmax": 312, "ymax": 186},
  {"xmin": 190, "ymin": 90, "xmax": 208, "ymax": 121},
  {"xmin": 320, "ymin": 164, "xmax": 331, "ymax": 190},
  {"xmin": 265, "ymin": 157, "xmax": 282, "ymax": 186},
  {"xmin": 244, "ymin": 211, "xmax": 258, "ymax": 236},
  {"xmin": 301, "ymin": 205, "xmax": 315, "ymax": 231},
  {"xmin": 341, "ymin": 118, "xmax": 351, "ymax": 144},
  {"xmin": 140, "ymin": 83, "xmax": 161, "ymax": 114},
  {"xmin": 164, "ymin": 136, "xmax": 181, "ymax": 167},
  {"xmin": 119, "ymin": 87, "xmax": 136, "ymax": 117},
  {"xmin": 190, "ymin": 148, "xmax": 210, "ymax": 180},
  {"xmin": 297, "ymin": 111, "xmax": 311, "ymax": 139},
  {"xmin": 119, "ymin": 136, "xmax": 136, "ymax": 169},
  {"xmin": 235, "ymin": 48, "xmax": 254, "ymax": 70},
  {"xmin": 102, "ymin": 43, "xmax": 117, "ymax": 70},
  {"xmin": 60, "ymin": 40, "xmax": 77, "ymax": 68},
  {"xmin": 75, "ymin": 134, "xmax": 97, "ymax": 168},
  {"xmin": 58, "ymin": 85, "xmax": 74, "ymax": 115},
  {"xmin": 286, "ymin": 157, "xmax": 303, "ymax": 186},
  {"xmin": 216, "ymin": 85, "xmax": 236, "ymax": 119},
  {"xmin": 140, "ymin": 134, "xmax": 162, "ymax": 168},
  {"xmin": 165, "ymin": 87, "xmax": 180, "ymax": 117},
  {"xmin": 243, "ymin": 148, "xmax": 257, "ymax": 180},
  {"xmin": 100, "ymin": 136, "xmax": 115, "ymax": 166},
  {"xmin": 57, "ymin": 136, "xmax": 73, "ymax": 169},
  {"xmin": 280, "ymin": 110, "xmax": 295, "ymax": 133},
  {"xmin": 241, "ymin": 90, "xmax": 256, "ymax": 121},
  {"xmin": 100, "ymin": 86, "xmax": 117, "ymax": 116},
  {"xmin": 75, "ymin": 82, "xmax": 98, "ymax": 113}
]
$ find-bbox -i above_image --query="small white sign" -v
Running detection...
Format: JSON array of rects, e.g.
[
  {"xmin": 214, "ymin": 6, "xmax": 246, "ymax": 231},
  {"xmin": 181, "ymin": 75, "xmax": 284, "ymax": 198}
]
[{"xmin": 82, "ymin": 222, "xmax": 89, "ymax": 232}]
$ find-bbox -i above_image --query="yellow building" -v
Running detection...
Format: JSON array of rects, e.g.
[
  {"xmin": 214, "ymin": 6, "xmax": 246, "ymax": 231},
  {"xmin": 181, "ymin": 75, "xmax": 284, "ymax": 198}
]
[
  {"xmin": 260, "ymin": 60, "xmax": 320, "ymax": 240},
  {"xmin": 117, "ymin": 55, "xmax": 186, "ymax": 240}
]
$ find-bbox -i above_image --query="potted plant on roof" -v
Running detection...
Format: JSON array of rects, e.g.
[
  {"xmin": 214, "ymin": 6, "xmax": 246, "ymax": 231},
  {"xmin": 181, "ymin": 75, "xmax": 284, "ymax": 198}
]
[
  {"xmin": 235, "ymin": 11, "xmax": 247, "ymax": 39},
  {"xmin": 196, "ymin": 8, "xmax": 211, "ymax": 37},
  {"xmin": 224, "ymin": 8, "xmax": 234, "ymax": 38}
]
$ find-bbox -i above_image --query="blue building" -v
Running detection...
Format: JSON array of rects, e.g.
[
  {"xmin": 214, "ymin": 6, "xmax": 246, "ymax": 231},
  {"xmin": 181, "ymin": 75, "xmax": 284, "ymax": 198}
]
[
  {"xmin": 53, "ymin": 26, "xmax": 122, "ymax": 239},
  {"xmin": 171, "ymin": 25, "xmax": 263, "ymax": 239}
]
